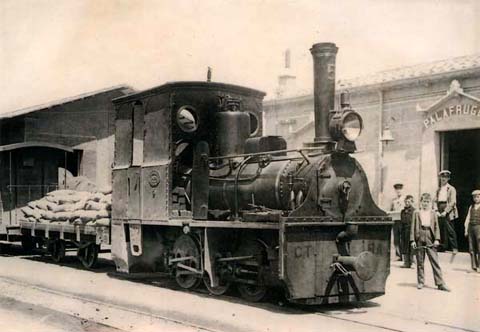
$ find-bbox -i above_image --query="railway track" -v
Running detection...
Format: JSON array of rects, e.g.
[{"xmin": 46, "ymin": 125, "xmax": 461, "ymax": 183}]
[
  {"xmin": 114, "ymin": 271, "xmax": 478, "ymax": 332},
  {"xmin": 0, "ymin": 251, "xmax": 477, "ymax": 332},
  {"xmin": 0, "ymin": 273, "xmax": 474, "ymax": 332},
  {"xmin": 312, "ymin": 311, "xmax": 478, "ymax": 332},
  {"xmin": 0, "ymin": 276, "xmax": 218, "ymax": 332}
]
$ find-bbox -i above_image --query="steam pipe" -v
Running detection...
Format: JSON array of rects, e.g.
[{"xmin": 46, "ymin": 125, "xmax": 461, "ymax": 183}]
[{"xmin": 309, "ymin": 42, "xmax": 338, "ymax": 150}]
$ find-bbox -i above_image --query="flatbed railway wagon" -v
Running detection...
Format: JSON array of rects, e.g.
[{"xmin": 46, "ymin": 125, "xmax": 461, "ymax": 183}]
[
  {"xmin": 109, "ymin": 42, "xmax": 392, "ymax": 304},
  {"xmin": 2, "ymin": 187, "xmax": 113, "ymax": 269},
  {"xmin": 19, "ymin": 219, "xmax": 110, "ymax": 269}
]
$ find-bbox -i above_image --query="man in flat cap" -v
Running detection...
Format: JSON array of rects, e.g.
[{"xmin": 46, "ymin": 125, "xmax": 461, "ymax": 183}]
[
  {"xmin": 435, "ymin": 170, "xmax": 458, "ymax": 254},
  {"xmin": 390, "ymin": 183, "xmax": 406, "ymax": 260},
  {"xmin": 464, "ymin": 190, "xmax": 480, "ymax": 272}
]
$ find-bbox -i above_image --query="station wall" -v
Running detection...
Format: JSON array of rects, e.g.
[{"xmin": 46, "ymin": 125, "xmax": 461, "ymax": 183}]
[
  {"xmin": 263, "ymin": 71, "xmax": 480, "ymax": 210},
  {"xmin": 0, "ymin": 88, "xmax": 127, "ymax": 190}
]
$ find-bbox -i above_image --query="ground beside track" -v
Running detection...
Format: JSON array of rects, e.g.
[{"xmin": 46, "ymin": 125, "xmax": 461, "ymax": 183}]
[
  {"xmin": 0, "ymin": 295, "xmax": 120, "ymax": 332},
  {"xmin": 0, "ymin": 245, "xmax": 478, "ymax": 332}
]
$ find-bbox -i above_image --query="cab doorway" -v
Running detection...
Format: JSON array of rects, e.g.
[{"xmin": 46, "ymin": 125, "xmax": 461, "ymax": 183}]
[{"xmin": 441, "ymin": 129, "xmax": 480, "ymax": 251}]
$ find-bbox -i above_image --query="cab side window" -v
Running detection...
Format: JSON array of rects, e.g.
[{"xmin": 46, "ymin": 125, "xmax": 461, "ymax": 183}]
[
  {"xmin": 132, "ymin": 102, "xmax": 144, "ymax": 166},
  {"xmin": 114, "ymin": 104, "xmax": 133, "ymax": 168}
]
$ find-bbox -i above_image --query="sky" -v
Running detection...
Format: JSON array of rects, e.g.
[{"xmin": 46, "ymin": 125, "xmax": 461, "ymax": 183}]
[{"xmin": 0, "ymin": 0, "xmax": 479, "ymax": 112}]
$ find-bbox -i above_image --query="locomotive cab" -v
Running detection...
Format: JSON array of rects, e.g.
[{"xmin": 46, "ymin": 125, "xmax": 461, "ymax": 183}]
[{"xmin": 110, "ymin": 42, "xmax": 392, "ymax": 305}]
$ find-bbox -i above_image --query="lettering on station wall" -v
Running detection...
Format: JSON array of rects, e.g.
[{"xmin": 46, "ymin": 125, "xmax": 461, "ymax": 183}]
[{"xmin": 423, "ymin": 103, "xmax": 479, "ymax": 129}]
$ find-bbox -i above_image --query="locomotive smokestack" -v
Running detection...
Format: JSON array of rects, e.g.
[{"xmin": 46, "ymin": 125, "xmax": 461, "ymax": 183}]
[{"xmin": 310, "ymin": 42, "xmax": 338, "ymax": 149}]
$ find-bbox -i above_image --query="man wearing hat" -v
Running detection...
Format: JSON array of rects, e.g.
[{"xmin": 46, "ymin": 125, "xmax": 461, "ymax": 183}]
[
  {"xmin": 390, "ymin": 183, "xmax": 406, "ymax": 260},
  {"xmin": 464, "ymin": 190, "xmax": 480, "ymax": 272},
  {"xmin": 435, "ymin": 170, "xmax": 458, "ymax": 253}
]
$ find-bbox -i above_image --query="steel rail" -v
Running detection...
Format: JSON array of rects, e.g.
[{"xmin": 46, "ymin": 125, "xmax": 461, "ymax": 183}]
[
  {"xmin": 0, "ymin": 276, "xmax": 220, "ymax": 332},
  {"xmin": 314, "ymin": 310, "xmax": 480, "ymax": 332}
]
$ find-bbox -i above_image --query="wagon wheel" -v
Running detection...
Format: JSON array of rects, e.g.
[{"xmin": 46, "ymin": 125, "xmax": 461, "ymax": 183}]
[
  {"xmin": 237, "ymin": 284, "xmax": 267, "ymax": 302},
  {"xmin": 21, "ymin": 235, "xmax": 35, "ymax": 253},
  {"xmin": 203, "ymin": 272, "xmax": 231, "ymax": 296},
  {"xmin": 51, "ymin": 240, "xmax": 66, "ymax": 263},
  {"xmin": 172, "ymin": 235, "xmax": 202, "ymax": 289},
  {"xmin": 77, "ymin": 243, "xmax": 99, "ymax": 269},
  {"xmin": 0, "ymin": 243, "xmax": 9, "ymax": 254}
]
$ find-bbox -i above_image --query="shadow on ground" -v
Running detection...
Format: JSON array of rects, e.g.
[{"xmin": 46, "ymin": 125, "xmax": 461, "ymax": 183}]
[{"xmin": 0, "ymin": 242, "xmax": 382, "ymax": 315}]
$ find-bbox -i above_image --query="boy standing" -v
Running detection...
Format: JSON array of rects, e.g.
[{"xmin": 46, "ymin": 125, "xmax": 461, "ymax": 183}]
[
  {"xmin": 400, "ymin": 195, "xmax": 415, "ymax": 268},
  {"xmin": 411, "ymin": 193, "xmax": 450, "ymax": 291},
  {"xmin": 464, "ymin": 190, "xmax": 480, "ymax": 272}
]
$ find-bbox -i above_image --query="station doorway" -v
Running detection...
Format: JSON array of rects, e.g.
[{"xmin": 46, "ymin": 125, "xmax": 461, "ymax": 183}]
[{"xmin": 441, "ymin": 129, "xmax": 480, "ymax": 251}]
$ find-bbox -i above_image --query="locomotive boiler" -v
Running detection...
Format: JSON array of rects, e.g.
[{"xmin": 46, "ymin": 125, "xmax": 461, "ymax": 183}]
[{"xmin": 110, "ymin": 42, "xmax": 392, "ymax": 304}]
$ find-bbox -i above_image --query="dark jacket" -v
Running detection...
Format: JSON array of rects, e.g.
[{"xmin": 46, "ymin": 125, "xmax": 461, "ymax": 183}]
[
  {"xmin": 401, "ymin": 206, "xmax": 415, "ymax": 225},
  {"xmin": 410, "ymin": 210, "xmax": 441, "ymax": 243}
]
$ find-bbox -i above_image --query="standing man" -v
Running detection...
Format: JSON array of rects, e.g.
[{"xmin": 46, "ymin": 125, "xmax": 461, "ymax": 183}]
[
  {"xmin": 464, "ymin": 190, "xmax": 480, "ymax": 272},
  {"xmin": 390, "ymin": 183, "xmax": 406, "ymax": 261},
  {"xmin": 435, "ymin": 170, "xmax": 459, "ymax": 254}
]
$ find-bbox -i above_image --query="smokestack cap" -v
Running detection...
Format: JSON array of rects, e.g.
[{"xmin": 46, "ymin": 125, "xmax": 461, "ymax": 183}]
[{"xmin": 310, "ymin": 43, "xmax": 338, "ymax": 56}]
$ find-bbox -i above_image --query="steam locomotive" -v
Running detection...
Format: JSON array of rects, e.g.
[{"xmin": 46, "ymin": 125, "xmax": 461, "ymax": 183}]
[{"xmin": 109, "ymin": 42, "xmax": 392, "ymax": 304}]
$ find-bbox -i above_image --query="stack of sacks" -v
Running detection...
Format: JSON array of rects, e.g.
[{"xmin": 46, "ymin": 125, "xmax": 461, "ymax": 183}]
[{"xmin": 20, "ymin": 188, "xmax": 112, "ymax": 227}]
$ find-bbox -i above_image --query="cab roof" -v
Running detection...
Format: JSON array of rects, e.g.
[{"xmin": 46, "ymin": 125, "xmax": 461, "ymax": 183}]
[{"xmin": 112, "ymin": 81, "xmax": 266, "ymax": 105}]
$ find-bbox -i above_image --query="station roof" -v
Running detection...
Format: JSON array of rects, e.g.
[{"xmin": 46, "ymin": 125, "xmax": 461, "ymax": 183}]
[
  {"xmin": 0, "ymin": 85, "xmax": 134, "ymax": 120},
  {"xmin": 338, "ymin": 53, "xmax": 480, "ymax": 90},
  {"xmin": 266, "ymin": 53, "xmax": 480, "ymax": 103}
]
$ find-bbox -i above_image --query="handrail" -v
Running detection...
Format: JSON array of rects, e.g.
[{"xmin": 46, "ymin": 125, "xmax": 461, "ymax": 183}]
[{"xmin": 208, "ymin": 147, "xmax": 320, "ymax": 161}]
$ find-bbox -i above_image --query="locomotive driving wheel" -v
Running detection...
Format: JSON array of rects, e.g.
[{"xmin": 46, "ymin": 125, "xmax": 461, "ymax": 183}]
[
  {"xmin": 77, "ymin": 243, "xmax": 99, "ymax": 269},
  {"xmin": 203, "ymin": 272, "xmax": 231, "ymax": 296},
  {"xmin": 237, "ymin": 284, "xmax": 267, "ymax": 302},
  {"xmin": 51, "ymin": 240, "xmax": 66, "ymax": 263},
  {"xmin": 172, "ymin": 234, "xmax": 202, "ymax": 289},
  {"xmin": 234, "ymin": 239, "xmax": 268, "ymax": 302}
]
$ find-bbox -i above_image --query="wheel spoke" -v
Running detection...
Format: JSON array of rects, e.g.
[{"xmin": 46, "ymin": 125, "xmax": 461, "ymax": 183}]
[
  {"xmin": 77, "ymin": 244, "xmax": 99, "ymax": 269},
  {"xmin": 233, "ymin": 239, "xmax": 268, "ymax": 302},
  {"xmin": 237, "ymin": 284, "xmax": 267, "ymax": 302},
  {"xmin": 203, "ymin": 273, "xmax": 231, "ymax": 296},
  {"xmin": 172, "ymin": 235, "xmax": 202, "ymax": 289},
  {"xmin": 51, "ymin": 240, "xmax": 65, "ymax": 263}
]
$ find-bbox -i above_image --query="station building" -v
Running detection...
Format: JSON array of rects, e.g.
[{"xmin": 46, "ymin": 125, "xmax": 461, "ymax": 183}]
[
  {"xmin": 264, "ymin": 54, "xmax": 480, "ymax": 250},
  {"xmin": 0, "ymin": 85, "xmax": 132, "ymax": 230}
]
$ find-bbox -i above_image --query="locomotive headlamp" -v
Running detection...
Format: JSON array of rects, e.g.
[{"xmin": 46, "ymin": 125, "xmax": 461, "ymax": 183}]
[
  {"xmin": 341, "ymin": 111, "xmax": 363, "ymax": 141},
  {"xmin": 329, "ymin": 110, "xmax": 363, "ymax": 142}
]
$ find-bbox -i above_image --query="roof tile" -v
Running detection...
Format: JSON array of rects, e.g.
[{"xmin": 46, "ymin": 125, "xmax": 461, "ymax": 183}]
[{"xmin": 338, "ymin": 53, "xmax": 480, "ymax": 89}]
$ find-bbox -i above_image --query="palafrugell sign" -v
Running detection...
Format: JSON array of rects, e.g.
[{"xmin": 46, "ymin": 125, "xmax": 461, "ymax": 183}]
[{"xmin": 423, "ymin": 103, "xmax": 480, "ymax": 129}]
